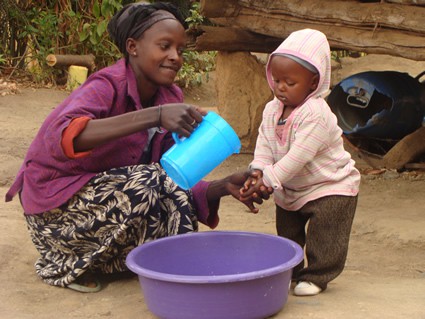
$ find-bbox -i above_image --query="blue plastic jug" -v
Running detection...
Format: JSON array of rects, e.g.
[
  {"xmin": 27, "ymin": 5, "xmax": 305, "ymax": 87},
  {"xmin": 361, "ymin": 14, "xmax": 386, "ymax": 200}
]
[{"xmin": 160, "ymin": 111, "xmax": 241, "ymax": 189}]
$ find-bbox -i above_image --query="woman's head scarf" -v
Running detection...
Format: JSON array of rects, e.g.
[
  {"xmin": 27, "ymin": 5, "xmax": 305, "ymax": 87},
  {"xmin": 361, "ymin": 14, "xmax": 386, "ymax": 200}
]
[{"xmin": 108, "ymin": 2, "xmax": 187, "ymax": 57}]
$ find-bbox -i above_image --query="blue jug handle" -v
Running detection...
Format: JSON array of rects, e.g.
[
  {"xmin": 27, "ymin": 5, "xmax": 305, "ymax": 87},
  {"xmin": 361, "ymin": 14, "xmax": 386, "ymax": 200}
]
[{"xmin": 172, "ymin": 132, "xmax": 183, "ymax": 144}]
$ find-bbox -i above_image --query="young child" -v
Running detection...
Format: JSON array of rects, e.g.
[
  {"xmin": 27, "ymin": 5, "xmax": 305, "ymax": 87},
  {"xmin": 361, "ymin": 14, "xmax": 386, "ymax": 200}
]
[{"xmin": 240, "ymin": 29, "xmax": 361, "ymax": 296}]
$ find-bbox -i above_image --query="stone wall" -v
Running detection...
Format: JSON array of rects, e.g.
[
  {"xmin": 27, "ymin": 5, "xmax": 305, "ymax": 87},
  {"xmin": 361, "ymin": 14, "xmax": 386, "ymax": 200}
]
[{"xmin": 215, "ymin": 51, "xmax": 272, "ymax": 152}]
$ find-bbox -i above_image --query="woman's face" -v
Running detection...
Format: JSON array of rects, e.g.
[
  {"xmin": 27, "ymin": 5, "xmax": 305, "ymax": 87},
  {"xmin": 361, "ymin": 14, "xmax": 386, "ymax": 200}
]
[
  {"xmin": 270, "ymin": 56, "xmax": 319, "ymax": 108},
  {"xmin": 129, "ymin": 19, "xmax": 186, "ymax": 87}
]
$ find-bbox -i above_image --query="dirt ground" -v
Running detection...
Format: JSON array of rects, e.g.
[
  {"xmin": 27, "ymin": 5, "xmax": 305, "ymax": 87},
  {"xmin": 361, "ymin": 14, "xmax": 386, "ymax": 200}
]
[{"xmin": 1, "ymin": 61, "xmax": 425, "ymax": 319}]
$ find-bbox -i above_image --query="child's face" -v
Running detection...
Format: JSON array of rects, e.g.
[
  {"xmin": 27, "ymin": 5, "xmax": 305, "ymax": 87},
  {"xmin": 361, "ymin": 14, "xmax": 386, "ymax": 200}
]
[{"xmin": 270, "ymin": 56, "xmax": 319, "ymax": 108}]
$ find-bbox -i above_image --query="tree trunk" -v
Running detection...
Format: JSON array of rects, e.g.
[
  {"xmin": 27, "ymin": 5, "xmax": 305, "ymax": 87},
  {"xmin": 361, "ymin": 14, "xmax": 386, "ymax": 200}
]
[
  {"xmin": 199, "ymin": 0, "xmax": 425, "ymax": 60},
  {"xmin": 383, "ymin": 127, "xmax": 425, "ymax": 169},
  {"xmin": 46, "ymin": 54, "xmax": 96, "ymax": 70},
  {"xmin": 188, "ymin": 26, "xmax": 281, "ymax": 53},
  {"xmin": 386, "ymin": 0, "xmax": 425, "ymax": 5},
  {"xmin": 202, "ymin": 0, "xmax": 425, "ymax": 33}
]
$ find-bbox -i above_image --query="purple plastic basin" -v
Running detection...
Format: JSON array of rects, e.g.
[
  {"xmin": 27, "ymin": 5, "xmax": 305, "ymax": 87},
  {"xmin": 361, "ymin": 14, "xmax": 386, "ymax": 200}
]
[{"xmin": 126, "ymin": 231, "xmax": 303, "ymax": 319}]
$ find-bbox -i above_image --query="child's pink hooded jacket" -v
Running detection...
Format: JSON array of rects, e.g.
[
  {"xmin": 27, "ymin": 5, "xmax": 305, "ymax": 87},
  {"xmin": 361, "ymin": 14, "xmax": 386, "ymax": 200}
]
[{"xmin": 250, "ymin": 29, "xmax": 360, "ymax": 211}]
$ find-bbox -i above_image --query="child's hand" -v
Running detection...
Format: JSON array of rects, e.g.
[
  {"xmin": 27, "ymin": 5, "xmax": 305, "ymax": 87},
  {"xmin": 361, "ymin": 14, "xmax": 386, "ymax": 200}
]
[
  {"xmin": 240, "ymin": 169, "xmax": 262, "ymax": 194},
  {"xmin": 241, "ymin": 176, "xmax": 256, "ymax": 194},
  {"xmin": 221, "ymin": 170, "xmax": 263, "ymax": 213},
  {"xmin": 240, "ymin": 169, "xmax": 273, "ymax": 202},
  {"xmin": 240, "ymin": 177, "xmax": 266, "ymax": 199}
]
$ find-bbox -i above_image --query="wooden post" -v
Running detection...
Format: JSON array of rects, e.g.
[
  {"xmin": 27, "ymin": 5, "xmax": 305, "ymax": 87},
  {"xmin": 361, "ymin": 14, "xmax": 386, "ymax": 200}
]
[
  {"xmin": 46, "ymin": 54, "xmax": 96, "ymax": 70},
  {"xmin": 383, "ymin": 126, "xmax": 425, "ymax": 169}
]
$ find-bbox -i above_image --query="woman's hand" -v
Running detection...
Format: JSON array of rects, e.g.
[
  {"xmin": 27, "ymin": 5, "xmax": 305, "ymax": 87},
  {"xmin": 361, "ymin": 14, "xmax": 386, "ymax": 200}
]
[{"xmin": 160, "ymin": 103, "xmax": 207, "ymax": 137}]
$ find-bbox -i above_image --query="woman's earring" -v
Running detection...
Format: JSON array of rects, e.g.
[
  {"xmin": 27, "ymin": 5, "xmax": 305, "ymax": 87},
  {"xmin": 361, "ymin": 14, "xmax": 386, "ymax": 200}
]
[{"xmin": 133, "ymin": 52, "xmax": 137, "ymax": 56}]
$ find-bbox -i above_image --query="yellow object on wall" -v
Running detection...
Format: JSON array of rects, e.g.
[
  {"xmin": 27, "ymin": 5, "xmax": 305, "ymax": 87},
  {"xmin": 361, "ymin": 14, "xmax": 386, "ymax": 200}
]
[{"xmin": 67, "ymin": 65, "xmax": 88, "ymax": 91}]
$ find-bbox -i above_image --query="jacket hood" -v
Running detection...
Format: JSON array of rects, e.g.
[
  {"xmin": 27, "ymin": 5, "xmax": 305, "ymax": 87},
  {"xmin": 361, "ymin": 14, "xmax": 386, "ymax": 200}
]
[{"xmin": 266, "ymin": 28, "xmax": 331, "ymax": 99}]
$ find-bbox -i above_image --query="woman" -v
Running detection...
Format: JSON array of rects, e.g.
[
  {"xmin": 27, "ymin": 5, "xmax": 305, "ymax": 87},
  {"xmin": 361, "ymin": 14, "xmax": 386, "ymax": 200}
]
[{"xmin": 5, "ymin": 2, "xmax": 269, "ymax": 292}]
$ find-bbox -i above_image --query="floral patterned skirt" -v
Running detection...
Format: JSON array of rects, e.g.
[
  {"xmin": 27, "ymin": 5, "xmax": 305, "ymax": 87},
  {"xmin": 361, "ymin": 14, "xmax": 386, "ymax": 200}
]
[{"xmin": 25, "ymin": 163, "xmax": 198, "ymax": 287}]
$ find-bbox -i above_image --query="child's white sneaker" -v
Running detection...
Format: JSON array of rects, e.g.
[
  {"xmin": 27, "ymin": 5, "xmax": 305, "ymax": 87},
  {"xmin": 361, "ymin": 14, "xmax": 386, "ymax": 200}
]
[{"xmin": 294, "ymin": 281, "xmax": 322, "ymax": 296}]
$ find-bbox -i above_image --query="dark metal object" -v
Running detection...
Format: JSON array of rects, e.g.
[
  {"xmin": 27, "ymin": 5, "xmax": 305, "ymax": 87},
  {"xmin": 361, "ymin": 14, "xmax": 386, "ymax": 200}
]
[{"xmin": 327, "ymin": 71, "xmax": 425, "ymax": 155}]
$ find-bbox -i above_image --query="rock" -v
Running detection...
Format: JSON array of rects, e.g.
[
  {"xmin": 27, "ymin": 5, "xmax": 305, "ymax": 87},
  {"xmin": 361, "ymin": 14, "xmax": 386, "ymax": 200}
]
[{"xmin": 215, "ymin": 52, "xmax": 273, "ymax": 152}]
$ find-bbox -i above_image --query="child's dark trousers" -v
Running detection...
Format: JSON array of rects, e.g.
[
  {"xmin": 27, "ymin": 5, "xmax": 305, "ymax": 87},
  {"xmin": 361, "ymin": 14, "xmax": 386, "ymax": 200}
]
[{"xmin": 276, "ymin": 194, "xmax": 358, "ymax": 291}]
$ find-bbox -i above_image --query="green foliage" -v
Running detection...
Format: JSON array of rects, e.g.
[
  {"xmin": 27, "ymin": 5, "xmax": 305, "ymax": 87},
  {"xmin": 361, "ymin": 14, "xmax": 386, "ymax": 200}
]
[
  {"xmin": 185, "ymin": 2, "xmax": 204, "ymax": 28},
  {"xmin": 21, "ymin": 8, "xmax": 59, "ymax": 73},
  {"xmin": 2, "ymin": 1, "xmax": 124, "ymax": 83},
  {"xmin": 175, "ymin": 2, "xmax": 216, "ymax": 88},
  {"xmin": 76, "ymin": 0, "xmax": 123, "ymax": 62},
  {"xmin": 21, "ymin": 9, "xmax": 58, "ymax": 54},
  {"xmin": 331, "ymin": 50, "xmax": 367, "ymax": 62},
  {"xmin": 177, "ymin": 50, "xmax": 216, "ymax": 88},
  {"xmin": 2, "ymin": 0, "xmax": 215, "ymax": 89},
  {"xmin": 16, "ymin": 7, "xmax": 60, "ymax": 82}
]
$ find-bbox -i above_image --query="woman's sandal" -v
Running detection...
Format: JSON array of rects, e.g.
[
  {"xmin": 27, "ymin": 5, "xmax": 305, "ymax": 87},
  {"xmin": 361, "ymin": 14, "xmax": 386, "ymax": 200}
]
[{"xmin": 67, "ymin": 274, "xmax": 102, "ymax": 293}]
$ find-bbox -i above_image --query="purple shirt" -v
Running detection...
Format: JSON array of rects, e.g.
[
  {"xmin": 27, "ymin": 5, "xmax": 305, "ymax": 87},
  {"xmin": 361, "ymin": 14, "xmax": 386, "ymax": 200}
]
[{"xmin": 5, "ymin": 59, "xmax": 218, "ymax": 227}]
